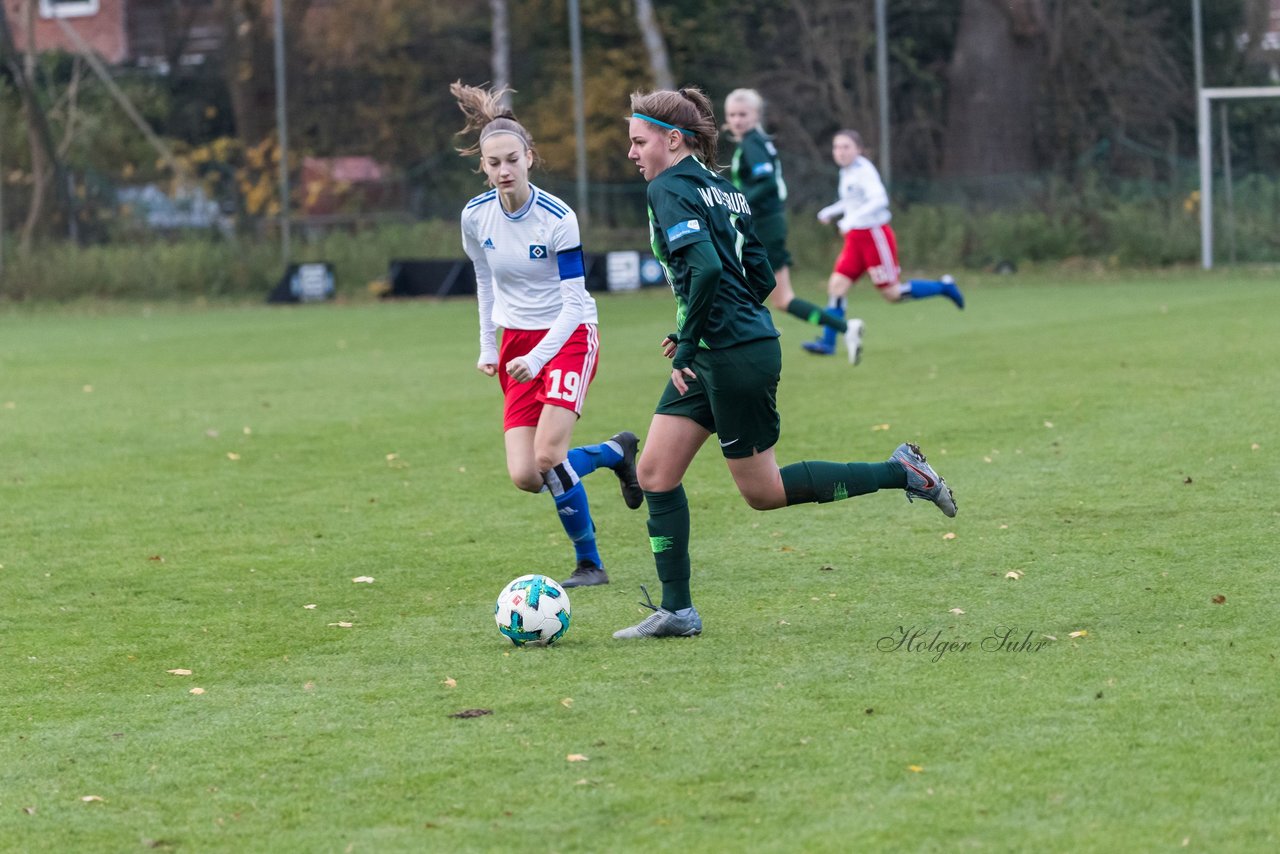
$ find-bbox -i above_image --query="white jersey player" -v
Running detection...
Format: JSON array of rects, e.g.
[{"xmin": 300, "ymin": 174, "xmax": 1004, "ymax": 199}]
[{"xmin": 451, "ymin": 81, "xmax": 641, "ymax": 590}]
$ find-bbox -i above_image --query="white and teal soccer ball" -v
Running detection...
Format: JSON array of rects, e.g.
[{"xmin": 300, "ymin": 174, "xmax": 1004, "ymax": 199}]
[{"xmin": 495, "ymin": 574, "xmax": 571, "ymax": 646}]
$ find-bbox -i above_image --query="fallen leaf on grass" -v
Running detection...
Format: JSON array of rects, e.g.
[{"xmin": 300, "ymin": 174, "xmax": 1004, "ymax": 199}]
[
  {"xmin": 83, "ymin": 385, "xmax": 94, "ymax": 393},
  {"xmin": 1005, "ymin": 571, "xmax": 1023, "ymax": 580},
  {"xmin": 1211, "ymin": 595, "xmax": 1226, "ymax": 605},
  {"xmin": 189, "ymin": 687, "xmax": 205, "ymax": 695},
  {"xmin": 1044, "ymin": 420, "xmax": 1054, "ymax": 428},
  {"xmin": 166, "ymin": 669, "xmax": 192, "ymax": 676},
  {"xmin": 566, "ymin": 754, "xmax": 589, "ymax": 762},
  {"xmin": 449, "ymin": 708, "xmax": 492, "ymax": 719},
  {"xmin": 148, "ymin": 555, "xmax": 164, "ymax": 562},
  {"xmin": 443, "ymin": 678, "xmax": 457, "ymax": 689},
  {"xmin": 1183, "ymin": 476, "xmax": 1193, "ymax": 485},
  {"xmin": 560, "ymin": 698, "xmax": 573, "ymax": 708},
  {"xmin": 352, "ymin": 576, "xmax": 375, "ymax": 584},
  {"xmin": 303, "ymin": 603, "xmax": 317, "ymax": 609},
  {"xmin": 80, "ymin": 795, "xmax": 105, "ymax": 803},
  {"xmin": 1251, "ymin": 443, "xmax": 1260, "ymax": 451},
  {"xmin": 871, "ymin": 423, "xmax": 891, "ymax": 431},
  {"xmin": 22, "ymin": 806, "xmax": 36, "ymax": 815},
  {"xmin": 574, "ymin": 779, "xmax": 589, "ymax": 785},
  {"xmin": 226, "ymin": 452, "xmax": 240, "ymax": 461},
  {"xmin": 328, "ymin": 622, "xmax": 354, "ymax": 628},
  {"xmin": 942, "ymin": 532, "xmax": 956, "ymax": 540},
  {"xmin": 907, "ymin": 765, "xmax": 924, "ymax": 773},
  {"xmin": 1068, "ymin": 630, "xmax": 1087, "ymax": 639},
  {"xmin": 949, "ymin": 608, "xmax": 965, "ymax": 616}
]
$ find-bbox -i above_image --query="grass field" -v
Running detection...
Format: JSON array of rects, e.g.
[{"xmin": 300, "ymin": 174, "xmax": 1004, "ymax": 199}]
[{"xmin": 2, "ymin": 270, "xmax": 1278, "ymax": 852}]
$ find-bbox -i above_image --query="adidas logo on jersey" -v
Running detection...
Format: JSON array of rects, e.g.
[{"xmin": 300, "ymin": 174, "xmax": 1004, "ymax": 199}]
[{"xmin": 482, "ymin": 237, "xmax": 495, "ymax": 250}]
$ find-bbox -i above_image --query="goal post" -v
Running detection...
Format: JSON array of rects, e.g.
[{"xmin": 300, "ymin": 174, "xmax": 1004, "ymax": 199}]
[{"xmin": 1197, "ymin": 86, "xmax": 1280, "ymax": 269}]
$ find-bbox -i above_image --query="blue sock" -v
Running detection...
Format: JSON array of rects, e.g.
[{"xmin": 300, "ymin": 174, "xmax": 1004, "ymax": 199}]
[
  {"xmin": 904, "ymin": 279, "xmax": 943, "ymax": 299},
  {"xmin": 554, "ymin": 482, "xmax": 601, "ymax": 567},
  {"xmin": 822, "ymin": 298, "xmax": 844, "ymax": 348},
  {"xmin": 544, "ymin": 460, "xmax": 602, "ymax": 568},
  {"xmin": 904, "ymin": 278, "xmax": 964, "ymax": 309},
  {"xmin": 567, "ymin": 438, "xmax": 623, "ymax": 477}
]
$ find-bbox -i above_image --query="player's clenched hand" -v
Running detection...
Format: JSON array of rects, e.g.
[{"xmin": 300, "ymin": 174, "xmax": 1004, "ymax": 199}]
[
  {"xmin": 478, "ymin": 362, "xmax": 498, "ymax": 377},
  {"xmin": 505, "ymin": 357, "xmax": 533, "ymax": 383}
]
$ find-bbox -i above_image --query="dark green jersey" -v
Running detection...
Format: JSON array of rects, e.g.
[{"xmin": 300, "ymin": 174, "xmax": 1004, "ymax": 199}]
[
  {"xmin": 730, "ymin": 128, "xmax": 787, "ymax": 219},
  {"xmin": 647, "ymin": 156, "xmax": 778, "ymax": 352}
]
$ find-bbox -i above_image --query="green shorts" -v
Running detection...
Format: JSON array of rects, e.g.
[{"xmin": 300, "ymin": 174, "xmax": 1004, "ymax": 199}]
[
  {"xmin": 655, "ymin": 337, "xmax": 782, "ymax": 459},
  {"xmin": 753, "ymin": 212, "xmax": 792, "ymax": 272}
]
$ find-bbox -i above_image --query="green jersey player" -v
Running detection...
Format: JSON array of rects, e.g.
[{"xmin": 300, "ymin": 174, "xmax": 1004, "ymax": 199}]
[
  {"xmin": 614, "ymin": 86, "xmax": 958, "ymax": 641},
  {"xmin": 724, "ymin": 88, "xmax": 859, "ymax": 359}
]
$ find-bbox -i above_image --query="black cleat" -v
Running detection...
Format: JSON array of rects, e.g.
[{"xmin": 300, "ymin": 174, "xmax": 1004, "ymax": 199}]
[
  {"xmin": 609, "ymin": 431, "xmax": 644, "ymax": 510},
  {"xmin": 561, "ymin": 560, "xmax": 610, "ymax": 589}
]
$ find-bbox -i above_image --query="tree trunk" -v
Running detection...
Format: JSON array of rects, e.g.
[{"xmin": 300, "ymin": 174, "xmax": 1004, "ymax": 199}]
[
  {"xmin": 942, "ymin": 0, "xmax": 1048, "ymax": 180},
  {"xmin": 0, "ymin": 0, "xmax": 73, "ymax": 247},
  {"xmin": 490, "ymin": 0, "xmax": 510, "ymax": 108},
  {"xmin": 634, "ymin": 0, "xmax": 674, "ymax": 90}
]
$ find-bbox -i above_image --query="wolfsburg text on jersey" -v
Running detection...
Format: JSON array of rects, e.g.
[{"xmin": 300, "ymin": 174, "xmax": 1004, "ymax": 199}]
[{"xmin": 696, "ymin": 186, "xmax": 751, "ymax": 215}]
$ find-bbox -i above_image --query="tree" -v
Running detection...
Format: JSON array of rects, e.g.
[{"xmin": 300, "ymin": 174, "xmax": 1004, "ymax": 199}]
[
  {"xmin": 634, "ymin": 0, "xmax": 674, "ymax": 90},
  {"xmin": 0, "ymin": 0, "xmax": 74, "ymax": 246},
  {"xmin": 941, "ymin": 0, "xmax": 1047, "ymax": 181}
]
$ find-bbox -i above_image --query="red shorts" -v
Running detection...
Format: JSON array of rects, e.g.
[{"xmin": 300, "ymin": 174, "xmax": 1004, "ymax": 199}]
[
  {"xmin": 498, "ymin": 324, "xmax": 600, "ymax": 430},
  {"xmin": 834, "ymin": 224, "xmax": 901, "ymax": 291}
]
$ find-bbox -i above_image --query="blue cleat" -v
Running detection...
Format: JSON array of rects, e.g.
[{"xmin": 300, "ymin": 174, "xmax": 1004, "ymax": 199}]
[
  {"xmin": 940, "ymin": 274, "xmax": 965, "ymax": 310},
  {"xmin": 890, "ymin": 442, "xmax": 957, "ymax": 517},
  {"xmin": 802, "ymin": 339, "xmax": 836, "ymax": 356}
]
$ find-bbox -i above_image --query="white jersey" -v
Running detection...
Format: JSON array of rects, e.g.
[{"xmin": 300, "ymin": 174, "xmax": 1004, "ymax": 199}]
[
  {"xmin": 817, "ymin": 155, "xmax": 891, "ymax": 233},
  {"xmin": 461, "ymin": 184, "xmax": 598, "ymax": 377}
]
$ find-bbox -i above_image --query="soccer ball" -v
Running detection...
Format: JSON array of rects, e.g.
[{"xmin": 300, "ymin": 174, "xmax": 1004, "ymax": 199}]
[{"xmin": 495, "ymin": 574, "xmax": 571, "ymax": 646}]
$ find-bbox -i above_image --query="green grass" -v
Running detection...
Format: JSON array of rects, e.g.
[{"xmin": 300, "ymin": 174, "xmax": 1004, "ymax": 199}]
[{"xmin": 1, "ymin": 270, "xmax": 1277, "ymax": 852}]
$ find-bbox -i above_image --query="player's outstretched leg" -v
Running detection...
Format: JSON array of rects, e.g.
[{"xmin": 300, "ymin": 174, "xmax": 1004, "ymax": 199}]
[
  {"xmin": 776, "ymin": 443, "xmax": 956, "ymax": 517},
  {"xmin": 901, "ymin": 275, "xmax": 964, "ymax": 309},
  {"xmin": 890, "ymin": 442, "xmax": 957, "ymax": 517}
]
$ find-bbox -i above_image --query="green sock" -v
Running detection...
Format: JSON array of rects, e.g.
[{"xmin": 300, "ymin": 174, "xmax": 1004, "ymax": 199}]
[
  {"xmin": 779, "ymin": 460, "xmax": 907, "ymax": 505},
  {"xmin": 786, "ymin": 298, "xmax": 847, "ymax": 332},
  {"xmin": 644, "ymin": 485, "xmax": 692, "ymax": 611}
]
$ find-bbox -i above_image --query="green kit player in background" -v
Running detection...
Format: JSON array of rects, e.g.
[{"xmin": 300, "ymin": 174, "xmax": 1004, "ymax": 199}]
[
  {"xmin": 615, "ymin": 86, "xmax": 958, "ymax": 640},
  {"xmin": 724, "ymin": 88, "xmax": 863, "ymax": 362}
]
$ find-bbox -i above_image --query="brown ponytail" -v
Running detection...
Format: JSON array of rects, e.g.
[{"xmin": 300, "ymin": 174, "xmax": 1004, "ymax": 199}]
[
  {"xmin": 450, "ymin": 80, "xmax": 540, "ymax": 167},
  {"xmin": 629, "ymin": 86, "xmax": 720, "ymax": 171}
]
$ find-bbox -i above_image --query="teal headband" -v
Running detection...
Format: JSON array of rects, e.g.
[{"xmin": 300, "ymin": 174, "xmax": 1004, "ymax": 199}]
[{"xmin": 632, "ymin": 113, "xmax": 696, "ymax": 137}]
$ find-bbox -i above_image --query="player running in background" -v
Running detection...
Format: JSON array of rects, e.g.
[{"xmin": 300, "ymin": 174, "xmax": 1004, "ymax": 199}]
[
  {"xmin": 452, "ymin": 81, "xmax": 642, "ymax": 590},
  {"xmin": 806, "ymin": 129, "xmax": 964, "ymax": 361},
  {"xmin": 615, "ymin": 86, "xmax": 957, "ymax": 640},
  {"xmin": 723, "ymin": 89, "xmax": 860, "ymax": 361}
]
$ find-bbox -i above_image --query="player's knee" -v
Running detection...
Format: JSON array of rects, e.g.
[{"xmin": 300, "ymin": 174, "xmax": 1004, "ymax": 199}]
[
  {"xmin": 637, "ymin": 460, "xmax": 672, "ymax": 493},
  {"xmin": 511, "ymin": 470, "xmax": 544, "ymax": 493},
  {"xmin": 533, "ymin": 450, "xmax": 561, "ymax": 475},
  {"xmin": 741, "ymin": 488, "xmax": 784, "ymax": 511}
]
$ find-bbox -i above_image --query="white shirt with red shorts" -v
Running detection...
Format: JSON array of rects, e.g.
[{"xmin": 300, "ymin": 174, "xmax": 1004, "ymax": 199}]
[
  {"xmin": 818, "ymin": 156, "xmax": 900, "ymax": 291},
  {"xmin": 461, "ymin": 184, "xmax": 600, "ymax": 429}
]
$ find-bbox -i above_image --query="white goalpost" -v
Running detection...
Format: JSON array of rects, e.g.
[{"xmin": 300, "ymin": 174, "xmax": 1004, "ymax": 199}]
[{"xmin": 1197, "ymin": 85, "xmax": 1280, "ymax": 269}]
